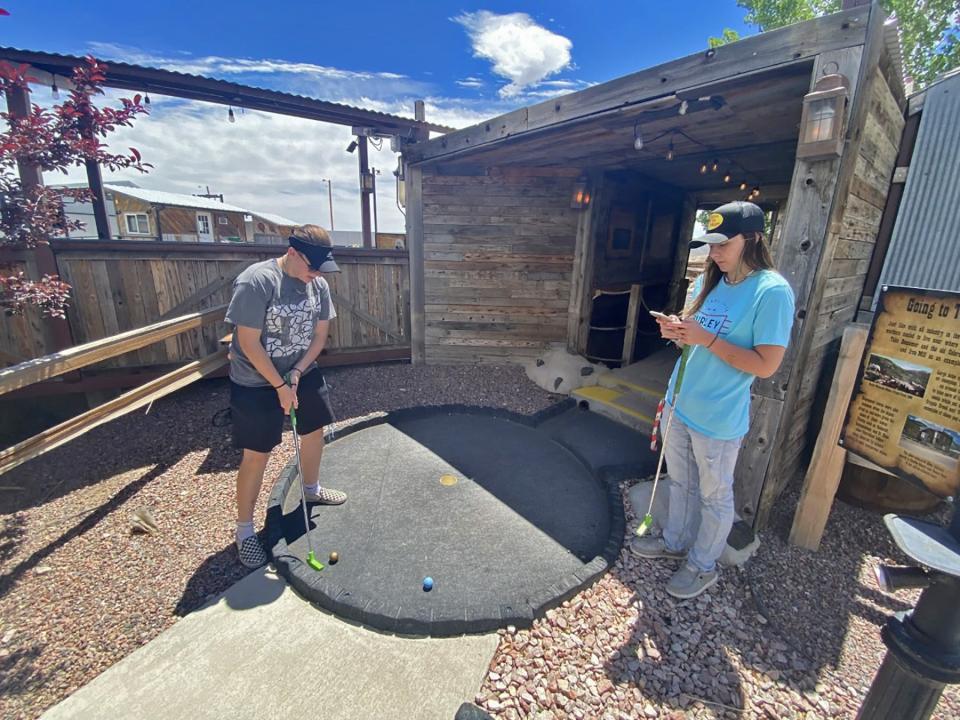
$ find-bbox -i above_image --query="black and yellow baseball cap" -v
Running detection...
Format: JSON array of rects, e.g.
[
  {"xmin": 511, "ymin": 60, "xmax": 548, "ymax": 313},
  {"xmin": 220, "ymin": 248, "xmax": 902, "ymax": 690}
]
[{"xmin": 691, "ymin": 201, "xmax": 765, "ymax": 248}]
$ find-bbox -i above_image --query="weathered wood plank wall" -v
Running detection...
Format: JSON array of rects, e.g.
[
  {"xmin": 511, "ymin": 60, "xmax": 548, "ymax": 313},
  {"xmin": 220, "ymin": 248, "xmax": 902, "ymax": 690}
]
[
  {"xmin": 0, "ymin": 241, "xmax": 409, "ymax": 369},
  {"xmin": 759, "ymin": 66, "xmax": 904, "ymax": 519},
  {"xmin": 421, "ymin": 171, "xmax": 580, "ymax": 363}
]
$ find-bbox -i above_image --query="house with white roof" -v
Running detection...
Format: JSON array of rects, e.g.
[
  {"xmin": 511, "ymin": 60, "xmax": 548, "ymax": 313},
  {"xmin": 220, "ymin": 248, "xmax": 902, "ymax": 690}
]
[{"xmin": 59, "ymin": 182, "xmax": 301, "ymax": 244}]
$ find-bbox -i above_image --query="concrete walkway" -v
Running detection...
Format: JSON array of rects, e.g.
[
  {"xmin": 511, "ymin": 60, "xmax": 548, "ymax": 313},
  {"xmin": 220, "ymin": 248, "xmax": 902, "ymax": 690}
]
[{"xmin": 41, "ymin": 567, "xmax": 498, "ymax": 720}]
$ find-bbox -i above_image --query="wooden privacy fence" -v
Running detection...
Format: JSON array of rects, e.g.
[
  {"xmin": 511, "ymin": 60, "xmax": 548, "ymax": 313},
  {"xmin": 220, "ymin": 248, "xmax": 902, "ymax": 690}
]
[{"xmin": 0, "ymin": 240, "xmax": 411, "ymax": 376}]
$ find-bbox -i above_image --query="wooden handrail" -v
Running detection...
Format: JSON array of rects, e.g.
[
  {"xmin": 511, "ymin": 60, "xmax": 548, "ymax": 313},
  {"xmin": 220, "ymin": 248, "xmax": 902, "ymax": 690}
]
[
  {"xmin": 0, "ymin": 304, "xmax": 226, "ymax": 397},
  {"xmin": 0, "ymin": 349, "xmax": 228, "ymax": 476}
]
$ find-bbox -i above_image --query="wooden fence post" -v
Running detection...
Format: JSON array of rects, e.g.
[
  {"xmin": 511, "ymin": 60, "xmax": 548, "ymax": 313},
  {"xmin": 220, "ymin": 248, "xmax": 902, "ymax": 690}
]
[
  {"xmin": 789, "ymin": 323, "xmax": 869, "ymax": 550},
  {"xmin": 622, "ymin": 284, "xmax": 642, "ymax": 365}
]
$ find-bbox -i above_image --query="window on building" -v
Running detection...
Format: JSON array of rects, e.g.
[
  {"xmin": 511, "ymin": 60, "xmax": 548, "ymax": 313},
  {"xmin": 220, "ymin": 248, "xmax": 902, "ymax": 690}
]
[
  {"xmin": 125, "ymin": 213, "xmax": 150, "ymax": 235},
  {"xmin": 218, "ymin": 216, "xmax": 228, "ymax": 225}
]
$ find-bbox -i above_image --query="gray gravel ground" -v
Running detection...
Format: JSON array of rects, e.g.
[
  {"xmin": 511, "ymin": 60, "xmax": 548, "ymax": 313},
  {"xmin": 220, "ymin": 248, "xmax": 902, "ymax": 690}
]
[{"xmin": 1, "ymin": 361, "xmax": 957, "ymax": 719}]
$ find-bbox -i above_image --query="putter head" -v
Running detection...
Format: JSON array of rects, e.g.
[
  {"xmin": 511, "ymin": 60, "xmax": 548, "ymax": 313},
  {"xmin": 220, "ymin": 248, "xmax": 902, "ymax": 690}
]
[
  {"xmin": 635, "ymin": 514, "xmax": 654, "ymax": 537},
  {"xmin": 306, "ymin": 551, "xmax": 325, "ymax": 571}
]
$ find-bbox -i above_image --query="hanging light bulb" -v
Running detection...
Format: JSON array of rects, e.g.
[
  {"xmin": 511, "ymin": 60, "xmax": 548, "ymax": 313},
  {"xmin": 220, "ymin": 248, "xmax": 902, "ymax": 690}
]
[
  {"xmin": 699, "ymin": 162, "xmax": 708, "ymax": 175},
  {"xmin": 751, "ymin": 186, "xmax": 761, "ymax": 198},
  {"xmin": 666, "ymin": 138, "xmax": 675, "ymax": 161},
  {"xmin": 144, "ymin": 93, "xmax": 151, "ymax": 106},
  {"xmin": 723, "ymin": 171, "xmax": 732, "ymax": 183},
  {"xmin": 51, "ymin": 77, "xmax": 59, "ymax": 98},
  {"xmin": 633, "ymin": 123, "xmax": 644, "ymax": 151},
  {"xmin": 228, "ymin": 107, "xmax": 236, "ymax": 123},
  {"xmin": 711, "ymin": 159, "xmax": 720, "ymax": 173},
  {"xmin": 739, "ymin": 181, "xmax": 748, "ymax": 191}
]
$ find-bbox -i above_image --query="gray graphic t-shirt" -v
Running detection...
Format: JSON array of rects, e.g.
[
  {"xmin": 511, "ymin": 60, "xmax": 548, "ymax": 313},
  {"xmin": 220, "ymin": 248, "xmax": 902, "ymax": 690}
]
[{"xmin": 225, "ymin": 259, "xmax": 336, "ymax": 387}]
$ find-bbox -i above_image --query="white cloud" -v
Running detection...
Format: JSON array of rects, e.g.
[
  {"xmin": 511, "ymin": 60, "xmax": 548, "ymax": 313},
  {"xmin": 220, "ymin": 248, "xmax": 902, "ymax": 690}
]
[
  {"xmin": 24, "ymin": 86, "xmax": 497, "ymax": 236},
  {"xmin": 9, "ymin": 43, "xmax": 551, "ymax": 237},
  {"xmin": 453, "ymin": 11, "xmax": 573, "ymax": 98},
  {"xmin": 49, "ymin": 100, "xmax": 402, "ymax": 233},
  {"xmin": 87, "ymin": 42, "xmax": 433, "ymax": 107},
  {"xmin": 456, "ymin": 77, "xmax": 485, "ymax": 88}
]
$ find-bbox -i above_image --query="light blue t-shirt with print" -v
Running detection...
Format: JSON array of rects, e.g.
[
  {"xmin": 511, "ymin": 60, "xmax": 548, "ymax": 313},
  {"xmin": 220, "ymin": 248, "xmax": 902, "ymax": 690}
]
[{"xmin": 665, "ymin": 270, "xmax": 795, "ymax": 440}]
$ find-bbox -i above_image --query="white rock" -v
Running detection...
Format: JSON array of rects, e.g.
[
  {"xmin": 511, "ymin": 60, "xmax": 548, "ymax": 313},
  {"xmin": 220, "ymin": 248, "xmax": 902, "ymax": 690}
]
[{"xmin": 524, "ymin": 346, "xmax": 602, "ymax": 395}]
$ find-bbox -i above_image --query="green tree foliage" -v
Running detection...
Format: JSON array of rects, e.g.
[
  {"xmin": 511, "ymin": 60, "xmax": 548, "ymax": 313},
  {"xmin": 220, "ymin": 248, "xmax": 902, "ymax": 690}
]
[
  {"xmin": 708, "ymin": 1, "xmax": 960, "ymax": 88},
  {"xmin": 708, "ymin": 28, "xmax": 743, "ymax": 48}
]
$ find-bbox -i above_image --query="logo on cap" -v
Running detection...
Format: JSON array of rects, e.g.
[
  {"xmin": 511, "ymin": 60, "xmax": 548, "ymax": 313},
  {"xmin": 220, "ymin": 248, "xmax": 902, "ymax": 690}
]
[{"xmin": 707, "ymin": 213, "xmax": 724, "ymax": 231}]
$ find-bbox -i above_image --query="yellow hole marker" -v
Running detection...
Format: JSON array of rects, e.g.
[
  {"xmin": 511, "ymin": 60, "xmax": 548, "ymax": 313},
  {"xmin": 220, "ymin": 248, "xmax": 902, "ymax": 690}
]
[{"xmin": 440, "ymin": 474, "xmax": 458, "ymax": 486}]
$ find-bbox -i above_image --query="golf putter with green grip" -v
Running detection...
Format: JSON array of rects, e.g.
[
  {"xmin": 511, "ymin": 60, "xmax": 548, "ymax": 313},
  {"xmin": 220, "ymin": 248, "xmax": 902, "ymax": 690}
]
[
  {"xmin": 287, "ymin": 378, "xmax": 325, "ymax": 572},
  {"xmin": 636, "ymin": 344, "xmax": 692, "ymax": 537}
]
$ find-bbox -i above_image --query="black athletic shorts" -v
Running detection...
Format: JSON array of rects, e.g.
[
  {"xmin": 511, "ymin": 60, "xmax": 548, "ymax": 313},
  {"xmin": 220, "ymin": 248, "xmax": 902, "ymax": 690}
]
[{"xmin": 230, "ymin": 368, "xmax": 335, "ymax": 453}]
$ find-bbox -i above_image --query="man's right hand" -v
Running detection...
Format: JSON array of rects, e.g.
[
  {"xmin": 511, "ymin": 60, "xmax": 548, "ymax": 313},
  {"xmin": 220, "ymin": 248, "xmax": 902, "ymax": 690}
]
[{"xmin": 276, "ymin": 383, "xmax": 298, "ymax": 414}]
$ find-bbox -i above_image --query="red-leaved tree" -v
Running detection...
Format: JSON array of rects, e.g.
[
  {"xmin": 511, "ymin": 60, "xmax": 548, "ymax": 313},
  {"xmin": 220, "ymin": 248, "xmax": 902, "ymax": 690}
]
[{"xmin": 0, "ymin": 56, "xmax": 151, "ymax": 317}]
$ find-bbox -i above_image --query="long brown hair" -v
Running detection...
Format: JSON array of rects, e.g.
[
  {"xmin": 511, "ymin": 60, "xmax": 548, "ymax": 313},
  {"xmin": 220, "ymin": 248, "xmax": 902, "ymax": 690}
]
[{"xmin": 684, "ymin": 231, "xmax": 776, "ymax": 317}]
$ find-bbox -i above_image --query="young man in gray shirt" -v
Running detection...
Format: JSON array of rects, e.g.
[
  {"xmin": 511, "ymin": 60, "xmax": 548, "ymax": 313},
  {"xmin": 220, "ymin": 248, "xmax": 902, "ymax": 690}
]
[{"xmin": 225, "ymin": 224, "xmax": 346, "ymax": 568}]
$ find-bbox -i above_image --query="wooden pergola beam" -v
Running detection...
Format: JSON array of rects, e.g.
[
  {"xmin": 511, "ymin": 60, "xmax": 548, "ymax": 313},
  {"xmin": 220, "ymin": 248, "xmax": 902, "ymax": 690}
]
[{"xmin": 0, "ymin": 46, "xmax": 454, "ymax": 136}]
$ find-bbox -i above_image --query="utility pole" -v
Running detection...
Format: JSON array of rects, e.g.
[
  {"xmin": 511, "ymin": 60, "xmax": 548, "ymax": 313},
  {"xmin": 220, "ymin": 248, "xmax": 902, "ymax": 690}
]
[
  {"xmin": 194, "ymin": 185, "xmax": 224, "ymax": 202},
  {"xmin": 321, "ymin": 178, "xmax": 334, "ymax": 230}
]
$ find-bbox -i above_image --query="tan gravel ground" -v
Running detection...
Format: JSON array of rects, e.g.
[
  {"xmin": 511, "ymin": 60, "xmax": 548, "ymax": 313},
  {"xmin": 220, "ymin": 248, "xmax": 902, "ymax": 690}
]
[{"xmin": 1, "ymin": 362, "xmax": 957, "ymax": 719}]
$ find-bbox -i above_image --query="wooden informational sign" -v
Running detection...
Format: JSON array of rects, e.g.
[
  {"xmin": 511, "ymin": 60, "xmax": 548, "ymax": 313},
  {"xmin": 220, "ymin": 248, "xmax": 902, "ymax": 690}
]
[{"xmin": 841, "ymin": 286, "xmax": 960, "ymax": 498}]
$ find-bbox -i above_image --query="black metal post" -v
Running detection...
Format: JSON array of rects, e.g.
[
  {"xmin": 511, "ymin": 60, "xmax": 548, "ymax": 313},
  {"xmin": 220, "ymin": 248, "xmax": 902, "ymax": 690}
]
[
  {"xmin": 858, "ymin": 508, "xmax": 960, "ymax": 719},
  {"xmin": 358, "ymin": 136, "xmax": 372, "ymax": 248}
]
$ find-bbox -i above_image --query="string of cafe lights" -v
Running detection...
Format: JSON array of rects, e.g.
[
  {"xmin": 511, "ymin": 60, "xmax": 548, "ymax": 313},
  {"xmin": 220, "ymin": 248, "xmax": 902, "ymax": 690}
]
[{"xmin": 633, "ymin": 123, "xmax": 763, "ymax": 201}]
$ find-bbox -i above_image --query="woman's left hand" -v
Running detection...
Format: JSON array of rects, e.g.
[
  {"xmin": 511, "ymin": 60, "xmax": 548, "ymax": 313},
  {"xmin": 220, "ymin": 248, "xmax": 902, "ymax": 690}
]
[{"xmin": 670, "ymin": 319, "xmax": 714, "ymax": 347}]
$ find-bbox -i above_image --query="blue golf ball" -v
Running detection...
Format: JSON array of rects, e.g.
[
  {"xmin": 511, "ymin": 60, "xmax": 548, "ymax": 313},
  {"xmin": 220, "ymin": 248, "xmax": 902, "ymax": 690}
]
[{"xmin": 423, "ymin": 576, "xmax": 434, "ymax": 592}]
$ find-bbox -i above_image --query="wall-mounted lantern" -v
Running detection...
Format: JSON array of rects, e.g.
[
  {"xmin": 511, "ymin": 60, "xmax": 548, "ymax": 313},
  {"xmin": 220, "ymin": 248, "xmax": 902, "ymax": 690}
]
[
  {"xmin": 361, "ymin": 170, "xmax": 375, "ymax": 192},
  {"xmin": 394, "ymin": 158, "xmax": 406, "ymax": 209},
  {"xmin": 797, "ymin": 73, "xmax": 850, "ymax": 160},
  {"xmin": 570, "ymin": 176, "xmax": 591, "ymax": 210}
]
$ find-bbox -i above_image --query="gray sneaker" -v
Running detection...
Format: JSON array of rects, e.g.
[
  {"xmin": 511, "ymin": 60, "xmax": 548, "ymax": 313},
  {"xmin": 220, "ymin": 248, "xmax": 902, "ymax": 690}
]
[
  {"xmin": 666, "ymin": 563, "xmax": 718, "ymax": 599},
  {"xmin": 629, "ymin": 536, "xmax": 686, "ymax": 560},
  {"xmin": 304, "ymin": 486, "xmax": 347, "ymax": 505}
]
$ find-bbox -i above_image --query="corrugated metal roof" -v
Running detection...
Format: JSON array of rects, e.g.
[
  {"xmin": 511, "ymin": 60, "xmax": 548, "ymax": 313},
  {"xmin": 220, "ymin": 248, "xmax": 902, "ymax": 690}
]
[
  {"xmin": 876, "ymin": 72, "xmax": 960, "ymax": 298},
  {"xmin": 105, "ymin": 184, "xmax": 249, "ymax": 213}
]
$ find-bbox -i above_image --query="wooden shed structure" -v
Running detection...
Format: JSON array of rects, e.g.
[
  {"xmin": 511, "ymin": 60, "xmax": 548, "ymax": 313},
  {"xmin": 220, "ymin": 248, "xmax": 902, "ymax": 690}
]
[{"xmin": 401, "ymin": 2, "xmax": 908, "ymax": 527}]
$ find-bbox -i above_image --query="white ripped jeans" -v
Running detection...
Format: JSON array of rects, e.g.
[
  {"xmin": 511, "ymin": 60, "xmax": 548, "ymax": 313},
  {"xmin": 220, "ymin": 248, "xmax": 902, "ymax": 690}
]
[{"xmin": 660, "ymin": 403, "xmax": 742, "ymax": 573}]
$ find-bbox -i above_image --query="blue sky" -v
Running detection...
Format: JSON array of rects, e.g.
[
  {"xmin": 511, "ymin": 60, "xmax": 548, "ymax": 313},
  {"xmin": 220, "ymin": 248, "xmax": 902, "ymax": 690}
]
[{"xmin": 2, "ymin": 1, "xmax": 757, "ymax": 233}]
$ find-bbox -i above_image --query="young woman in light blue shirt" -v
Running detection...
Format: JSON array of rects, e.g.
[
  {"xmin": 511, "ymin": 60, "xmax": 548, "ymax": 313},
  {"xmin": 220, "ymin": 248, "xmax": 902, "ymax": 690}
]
[{"xmin": 631, "ymin": 201, "xmax": 795, "ymax": 599}]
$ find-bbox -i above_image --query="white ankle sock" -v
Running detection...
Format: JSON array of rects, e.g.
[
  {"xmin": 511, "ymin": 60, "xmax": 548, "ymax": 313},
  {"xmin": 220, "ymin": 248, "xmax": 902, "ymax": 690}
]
[
  {"xmin": 236, "ymin": 521, "xmax": 255, "ymax": 544},
  {"xmin": 304, "ymin": 482, "xmax": 320, "ymax": 495}
]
